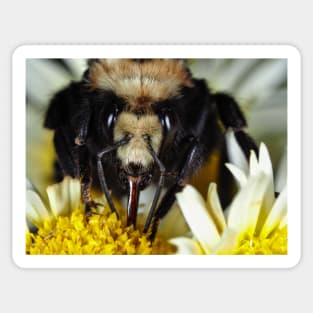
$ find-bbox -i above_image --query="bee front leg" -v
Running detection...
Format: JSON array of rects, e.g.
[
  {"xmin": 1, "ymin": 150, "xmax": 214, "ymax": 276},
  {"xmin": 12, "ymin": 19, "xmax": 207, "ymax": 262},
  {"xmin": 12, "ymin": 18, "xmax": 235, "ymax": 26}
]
[
  {"xmin": 96, "ymin": 155, "xmax": 119, "ymax": 218},
  {"xmin": 148, "ymin": 137, "xmax": 206, "ymax": 240},
  {"xmin": 77, "ymin": 145, "xmax": 103, "ymax": 217},
  {"xmin": 213, "ymin": 92, "xmax": 258, "ymax": 158},
  {"xmin": 95, "ymin": 138, "xmax": 132, "ymax": 219}
]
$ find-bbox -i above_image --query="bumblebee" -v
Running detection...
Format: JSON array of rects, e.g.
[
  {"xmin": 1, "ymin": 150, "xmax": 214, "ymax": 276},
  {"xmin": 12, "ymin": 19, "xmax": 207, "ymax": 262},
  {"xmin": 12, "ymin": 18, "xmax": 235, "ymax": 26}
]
[{"xmin": 44, "ymin": 59, "xmax": 257, "ymax": 239}]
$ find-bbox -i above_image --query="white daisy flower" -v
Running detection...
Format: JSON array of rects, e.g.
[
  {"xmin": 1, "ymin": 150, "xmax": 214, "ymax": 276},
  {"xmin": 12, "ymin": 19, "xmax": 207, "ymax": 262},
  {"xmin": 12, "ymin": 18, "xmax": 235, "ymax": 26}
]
[
  {"xmin": 26, "ymin": 177, "xmax": 175, "ymax": 255},
  {"xmin": 172, "ymin": 143, "xmax": 287, "ymax": 255}
]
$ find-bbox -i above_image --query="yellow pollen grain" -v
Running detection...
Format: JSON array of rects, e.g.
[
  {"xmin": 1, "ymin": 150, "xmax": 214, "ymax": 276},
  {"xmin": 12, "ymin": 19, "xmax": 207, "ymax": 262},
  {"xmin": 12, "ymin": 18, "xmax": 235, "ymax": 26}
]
[{"xmin": 26, "ymin": 209, "xmax": 174, "ymax": 255}]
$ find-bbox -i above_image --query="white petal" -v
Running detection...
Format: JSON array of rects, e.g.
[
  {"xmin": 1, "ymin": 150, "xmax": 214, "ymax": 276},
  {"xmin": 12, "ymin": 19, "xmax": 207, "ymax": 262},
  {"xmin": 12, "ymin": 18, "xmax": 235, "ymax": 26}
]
[
  {"xmin": 236, "ymin": 60, "xmax": 287, "ymax": 99},
  {"xmin": 213, "ymin": 228, "xmax": 239, "ymax": 254},
  {"xmin": 227, "ymin": 173, "xmax": 270, "ymax": 236},
  {"xmin": 67, "ymin": 177, "xmax": 81, "ymax": 211},
  {"xmin": 211, "ymin": 59, "xmax": 259, "ymax": 92},
  {"xmin": 26, "ymin": 59, "xmax": 72, "ymax": 107},
  {"xmin": 64, "ymin": 59, "xmax": 87, "ymax": 80},
  {"xmin": 26, "ymin": 190, "xmax": 52, "ymax": 226},
  {"xmin": 26, "ymin": 177, "xmax": 34, "ymax": 190},
  {"xmin": 225, "ymin": 163, "xmax": 247, "ymax": 187},
  {"xmin": 47, "ymin": 177, "xmax": 81, "ymax": 217},
  {"xmin": 47, "ymin": 183, "xmax": 68, "ymax": 217},
  {"xmin": 260, "ymin": 187, "xmax": 287, "ymax": 238},
  {"xmin": 255, "ymin": 183, "xmax": 275, "ymax": 235},
  {"xmin": 275, "ymin": 149, "xmax": 287, "ymax": 193},
  {"xmin": 249, "ymin": 150, "xmax": 259, "ymax": 176},
  {"xmin": 206, "ymin": 183, "xmax": 226, "ymax": 234},
  {"xmin": 225, "ymin": 130, "xmax": 249, "ymax": 173},
  {"xmin": 169, "ymin": 237, "xmax": 203, "ymax": 255},
  {"xmin": 279, "ymin": 215, "xmax": 287, "ymax": 229},
  {"xmin": 189, "ymin": 59, "xmax": 226, "ymax": 85},
  {"xmin": 259, "ymin": 143, "xmax": 274, "ymax": 180},
  {"xmin": 176, "ymin": 185, "xmax": 221, "ymax": 253},
  {"xmin": 26, "ymin": 106, "xmax": 55, "ymax": 197},
  {"xmin": 254, "ymin": 145, "xmax": 276, "ymax": 233}
]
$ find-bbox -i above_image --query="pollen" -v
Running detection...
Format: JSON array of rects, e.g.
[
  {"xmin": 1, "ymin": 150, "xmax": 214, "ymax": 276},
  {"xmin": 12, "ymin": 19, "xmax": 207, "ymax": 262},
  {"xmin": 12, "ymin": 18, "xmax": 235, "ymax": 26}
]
[
  {"xmin": 26, "ymin": 209, "xmax": 174, "ymax": 255},
  {"xmin": 234, "ymin": 226, "xmax": 288, "ymax": 255}
]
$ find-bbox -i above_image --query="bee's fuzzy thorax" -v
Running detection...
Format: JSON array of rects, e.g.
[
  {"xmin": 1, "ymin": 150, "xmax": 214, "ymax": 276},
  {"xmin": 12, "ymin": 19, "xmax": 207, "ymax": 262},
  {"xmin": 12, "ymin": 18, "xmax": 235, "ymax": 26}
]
[{"xmin": 88, "ymin": 59, "xmax": 193, "ymax": 110}]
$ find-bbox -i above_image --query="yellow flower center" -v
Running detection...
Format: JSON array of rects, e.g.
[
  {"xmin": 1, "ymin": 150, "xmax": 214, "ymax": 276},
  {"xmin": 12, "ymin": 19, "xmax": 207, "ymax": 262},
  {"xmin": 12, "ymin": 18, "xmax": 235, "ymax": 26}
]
[
  {"xmin": 26, "ymin": 209, "xmax": 174, "ymax": 255},
  {"xmin": 234, "ymin": 226, "xmax": 288, "ymax": 255}
]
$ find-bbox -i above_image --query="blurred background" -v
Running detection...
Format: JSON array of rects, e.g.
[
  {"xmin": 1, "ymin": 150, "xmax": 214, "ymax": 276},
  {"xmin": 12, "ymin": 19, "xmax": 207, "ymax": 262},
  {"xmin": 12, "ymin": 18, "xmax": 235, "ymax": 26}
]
[{"xmin": 26, "ymin": 58, "xmax": 287, "ymax": 198}]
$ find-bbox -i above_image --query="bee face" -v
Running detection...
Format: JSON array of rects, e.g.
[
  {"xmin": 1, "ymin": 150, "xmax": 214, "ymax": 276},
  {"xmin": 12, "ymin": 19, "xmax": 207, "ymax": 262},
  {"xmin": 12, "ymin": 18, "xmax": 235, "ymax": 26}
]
[{"xmin": 114, "ymin": 111, "xmax": 162, "ymax": 178}]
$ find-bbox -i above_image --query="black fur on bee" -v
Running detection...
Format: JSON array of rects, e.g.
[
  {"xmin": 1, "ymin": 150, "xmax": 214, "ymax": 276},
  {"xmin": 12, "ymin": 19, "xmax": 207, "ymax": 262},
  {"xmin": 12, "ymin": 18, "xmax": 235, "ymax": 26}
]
[{"xmin": 44, "ymin": 59, "xmax": 258, "ymax": 240}]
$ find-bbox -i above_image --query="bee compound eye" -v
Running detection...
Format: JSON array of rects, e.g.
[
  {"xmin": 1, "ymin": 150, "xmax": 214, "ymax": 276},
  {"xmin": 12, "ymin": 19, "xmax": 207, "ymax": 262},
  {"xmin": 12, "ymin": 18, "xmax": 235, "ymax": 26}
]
[
  {"xmin": 161, "ymin": 110, "xmax": 177, "ymax": 136},
  {"xmin": 159, "ymin": 109, "xmax": 178, "ymax": 151},
  {"xmin": 106, "ymin": 112, "xmax": 115, "ymax": 130},
  {"xmin": 160, "ymin": 109, "xmax": 177, "ymax": 133},
  {"xmin": 104, "ymin": 106, "xmax": 120, "ymax": 134}
]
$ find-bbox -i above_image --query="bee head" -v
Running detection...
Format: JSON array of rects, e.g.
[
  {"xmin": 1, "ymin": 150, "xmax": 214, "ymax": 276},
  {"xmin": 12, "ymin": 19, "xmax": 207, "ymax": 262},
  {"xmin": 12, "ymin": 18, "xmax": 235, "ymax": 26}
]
[
  {"xmin": 113, "ymin": 111, "xmax": 162, "ymax": 190},
  {"xmin": 84, "ymin": 59, "xmax": 193, "ymax": 226},
  {"xmin": 86, "ymin": 59, "xmax": 191, "ymax": 181}
]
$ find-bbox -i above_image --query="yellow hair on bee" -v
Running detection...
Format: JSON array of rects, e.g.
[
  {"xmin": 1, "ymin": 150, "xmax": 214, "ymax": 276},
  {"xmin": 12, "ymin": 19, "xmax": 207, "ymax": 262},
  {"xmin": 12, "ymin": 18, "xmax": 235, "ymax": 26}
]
[
  {"xmin": 114, "ymin": 112, "xmax": 163, "ymax": 168},
  {"xmin": 88, "ymin": 59, "xmax": 193, "ymax": 110}
]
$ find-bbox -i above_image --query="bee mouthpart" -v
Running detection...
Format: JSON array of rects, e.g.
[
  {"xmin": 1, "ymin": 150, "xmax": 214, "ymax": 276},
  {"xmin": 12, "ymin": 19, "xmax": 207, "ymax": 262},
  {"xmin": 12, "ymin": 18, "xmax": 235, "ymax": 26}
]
[
  {"xmin": 126, "ymin": 175, "xmax": 141, "ymax": 227},
  {"xmin": 125, "ymin": 162, "xmax": 145, "ymax": 177},
  {"xmin": 125, "ymin": 170, "xmax": 154, "ymax": 226}
]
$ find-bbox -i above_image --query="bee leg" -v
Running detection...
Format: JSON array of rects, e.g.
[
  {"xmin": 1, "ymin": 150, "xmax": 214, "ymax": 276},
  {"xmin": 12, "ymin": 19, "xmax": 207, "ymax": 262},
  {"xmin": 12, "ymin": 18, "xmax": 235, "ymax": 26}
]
[
  {"xmin": 72, "ymin": 101, "xmax": 91, "ymax": 146},
  {"xmin": 53, "ymin": 160, "xmax": 64, "ymax": 182},
  {"xmin": 213, "ymin": 92, "xmax": 258, "ymax": 157},
  {"xmin": 53, "ymin": 127, "xmax": 79, "ymax": 178},
  {"xmin": 77, "ymin": 145, "xmax": 102, "ymax": 217},
  {"xmin": 96, "ymin": 156, "xmax": 119, "ymax": 218},
  {"xmin": 232, "ymin": 130, "xmax": 258, "ymax": 159},
  {"xmin": 143, "ymin": 146, "xmax": 166, "ymax": 233},
  {"xmin": 95, "ymin": 138, "xmax": 131, "ymax": 218},
  {"xmin": 148, "ymin": 184, "xmax": 182, "ymax": 241},
  {"xmin": 148, "ymin": 137, "xmax": 206, "ymax": 240}
]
